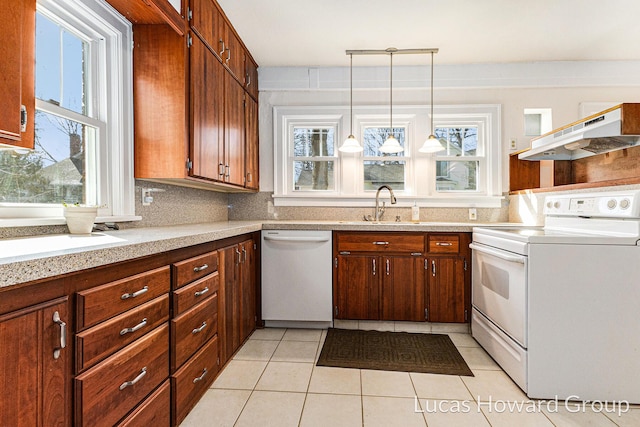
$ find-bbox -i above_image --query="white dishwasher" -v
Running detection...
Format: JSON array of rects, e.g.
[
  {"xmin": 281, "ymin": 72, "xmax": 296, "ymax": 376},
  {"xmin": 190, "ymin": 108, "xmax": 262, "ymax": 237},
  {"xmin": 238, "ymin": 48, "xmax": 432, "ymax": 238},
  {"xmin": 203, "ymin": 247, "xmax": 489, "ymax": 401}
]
[{"xmin": 261, "ymin": 230, "xmax": 333, "ymax": 328}]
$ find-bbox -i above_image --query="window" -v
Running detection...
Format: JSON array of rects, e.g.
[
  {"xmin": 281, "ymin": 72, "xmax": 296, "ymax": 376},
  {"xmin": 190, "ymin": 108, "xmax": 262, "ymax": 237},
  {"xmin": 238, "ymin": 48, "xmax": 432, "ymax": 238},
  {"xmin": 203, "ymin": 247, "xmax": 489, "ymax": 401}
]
[
  {"xmin": 0, "ymin": 0, "xmax": 137, "ymax": 225},
  {"xmin": 362, "ymin": 127, "xmax": 407, "ymax": 191},
  {"xmin": 292, "ymin": 127, "xmax": 336, "ymax": 191},
  {"xmin": 274, "ymin": 104, "xmax": 501, "ymax": 207}
]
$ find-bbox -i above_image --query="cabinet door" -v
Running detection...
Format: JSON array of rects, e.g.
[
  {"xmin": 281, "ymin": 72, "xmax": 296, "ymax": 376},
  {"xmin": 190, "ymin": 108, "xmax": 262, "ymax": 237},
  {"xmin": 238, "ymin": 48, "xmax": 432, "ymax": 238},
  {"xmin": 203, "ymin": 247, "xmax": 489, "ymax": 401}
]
[
  {"xmin": 0, "ymin": 297, "xmax": 69, "ymax": 427},
  {"xmin": 245, "ymin": 56, "xmax": 259, "ymax": 100},
  {"xmin": 224, "ymin": 76, "xmax": 246, "ymax": 185},
  {"xmin": 381, "ymin": 256, "xmax": 425, "ymax": 322},
  {"xmin": 219, "ymin": 244, "xmax": 240, "ymax": 364},
  {"xmin": 224, "ymin": 30, "xmax": 244, "ymax": 80},
  {"xmin": 244, "ymin": 96, "xmax": 259, "ymax": 190},
  {"xmin": 0, "ymin": 0, "xmax": 35, "ymax": 148},
  {"xmin": 239, "ymin": 239, "xmax": 256, "ymax": 343},
  {"xmin": 189, "ymin": 33, "xmax": 225, "ymax": 181},
  {"xmin": 426, "ymin": 257, "xmax": 466, "ymax": 323},
  {"xmin": 335, "ymin": 255, "xmax": 379, "ymax": 320}
]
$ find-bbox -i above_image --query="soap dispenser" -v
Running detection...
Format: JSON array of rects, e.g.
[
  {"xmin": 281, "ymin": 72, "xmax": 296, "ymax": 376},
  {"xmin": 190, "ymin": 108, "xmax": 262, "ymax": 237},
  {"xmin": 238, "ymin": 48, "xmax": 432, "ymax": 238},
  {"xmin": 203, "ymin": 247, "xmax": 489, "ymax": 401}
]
[{"xmin": 411, "ymin": 201, "xmax": 420, "ymax": 223}]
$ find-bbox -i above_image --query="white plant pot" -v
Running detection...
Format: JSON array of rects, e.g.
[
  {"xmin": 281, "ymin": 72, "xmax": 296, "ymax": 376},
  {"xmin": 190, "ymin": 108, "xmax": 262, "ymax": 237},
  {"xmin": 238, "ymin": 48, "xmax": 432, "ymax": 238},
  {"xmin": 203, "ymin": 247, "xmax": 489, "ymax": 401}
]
[{"xmin": 64, "ymin": 207, "xmax": 98, "ymax": 235}]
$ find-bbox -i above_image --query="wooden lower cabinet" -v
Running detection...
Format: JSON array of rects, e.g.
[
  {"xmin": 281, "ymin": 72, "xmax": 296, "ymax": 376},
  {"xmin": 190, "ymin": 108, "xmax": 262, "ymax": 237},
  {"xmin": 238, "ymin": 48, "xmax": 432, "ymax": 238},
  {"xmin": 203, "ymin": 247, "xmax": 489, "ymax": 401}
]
[
  {"xmin": 219, "ymin": 239, "xmax": 256, "ymax": 365},
  {"xmin": 117, "ymin": 380, "xmax": 171, "ymax": 427},
  {"xmin": 334, "ymin": 231, "xmax": 470, "ymax": 323},
  {"xmin": 0, "ymin": 296, "xmax": 70, "ymax": 427}
]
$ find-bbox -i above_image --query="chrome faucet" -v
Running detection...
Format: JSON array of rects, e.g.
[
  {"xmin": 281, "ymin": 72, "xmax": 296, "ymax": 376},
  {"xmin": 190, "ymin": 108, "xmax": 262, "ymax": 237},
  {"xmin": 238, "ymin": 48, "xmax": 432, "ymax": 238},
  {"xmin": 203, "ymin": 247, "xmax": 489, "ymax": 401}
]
[{"xmin": 374, "ymin": 185, "xmax": 397, "ymax": 222}]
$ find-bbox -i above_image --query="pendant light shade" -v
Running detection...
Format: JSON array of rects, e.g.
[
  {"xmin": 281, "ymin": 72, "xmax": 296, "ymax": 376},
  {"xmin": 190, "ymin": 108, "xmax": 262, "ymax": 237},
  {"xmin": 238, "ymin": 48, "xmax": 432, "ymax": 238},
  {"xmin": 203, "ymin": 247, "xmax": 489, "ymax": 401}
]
[
  {"xmin": 419, "ymin": 51, "xmax": 445, "ymax": 154},
  {"xmin": 379, "ymin": 50, "xmax": 404, "ymax": 154},
  {"xmin": 339, "ymin": 54, "xmax": 363, "ymax": 153}
]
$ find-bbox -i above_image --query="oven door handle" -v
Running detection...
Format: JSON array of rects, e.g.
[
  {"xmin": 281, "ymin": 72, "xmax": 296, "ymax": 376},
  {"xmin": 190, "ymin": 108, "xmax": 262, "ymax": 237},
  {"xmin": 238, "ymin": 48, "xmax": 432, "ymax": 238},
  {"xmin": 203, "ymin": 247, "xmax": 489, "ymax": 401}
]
[{"xmin": 469, "ymin": 243, "xmax": 526, "ymax": 264}]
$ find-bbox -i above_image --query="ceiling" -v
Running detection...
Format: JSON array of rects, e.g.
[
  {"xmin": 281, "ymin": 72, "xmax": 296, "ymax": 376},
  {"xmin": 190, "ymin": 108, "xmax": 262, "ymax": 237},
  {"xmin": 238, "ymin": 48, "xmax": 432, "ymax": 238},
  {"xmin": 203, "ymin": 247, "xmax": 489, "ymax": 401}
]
[{"xmin": 217, "ymin": 0, "xmax": 640, "ymax": 67}]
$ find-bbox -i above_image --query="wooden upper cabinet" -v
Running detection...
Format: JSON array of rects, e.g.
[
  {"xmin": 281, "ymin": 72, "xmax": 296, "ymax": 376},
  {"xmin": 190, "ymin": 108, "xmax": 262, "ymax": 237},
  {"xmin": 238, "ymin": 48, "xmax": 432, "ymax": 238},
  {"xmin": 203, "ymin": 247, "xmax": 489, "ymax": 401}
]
[
  {"xmin": 223, "ymin": 30, "xmax": 245, "ymax": 80},
  {"xmin": 189, "ymin": 0, "xmax": 221, "ymax": 54},
  {"xmin": 189, "ymin": 34, "xmax": 225, "ymax": 181},
  {"xmin": 245, "ymin": 56, "xmax": 259, "ymax": 100},
  {"xmin": 0, "ymin": 0, "xmax": 35, "ymax": 149},
  {"xmin": 244, "ymin": 96, "xmax": 259, "ymax": 190},
  {"xmin": 106, "ymin": 0, "xmax": 185, "ymax": 35},
  {"xmin": 224, "ymin": 76, "xmax": 246, "ymax": 186}
]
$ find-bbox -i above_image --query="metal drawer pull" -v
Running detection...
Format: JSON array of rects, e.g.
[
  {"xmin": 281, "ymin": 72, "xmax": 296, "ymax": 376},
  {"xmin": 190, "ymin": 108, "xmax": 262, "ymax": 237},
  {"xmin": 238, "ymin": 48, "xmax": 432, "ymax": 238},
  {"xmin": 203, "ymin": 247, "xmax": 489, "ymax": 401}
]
[
  {"xmin": 120, "ymin": 318, "xmax": 148, "ymax": 336},
  {"xmin": 242, "ymin": 247, "xmax": 247, "ymax": 263},
  {"xmin": 119, "ymin": 367, "xmax": 147, "ymax": 391},
  {"xmin": 193, "ymin": 264, "xmax": 209, "ymax": 272},
  {"xmin": 194, "ymin": 287, "xmax": 209, "ymax": 297},
  {"xmin": 432, "ymin": 260, "xmax": 436, "ymax": 277},
  {"xmin": 121, "ymin": 286, "xmax": 148, "ymax": 300},
  {"xmin": 219, "ymin": 40, "xmax": 225, "ymax": 56},
  {"xmin": 386, "ymin": 259, "xmax": 390, "ymax": 275},
  {"xmin": 372, "ymin": 241, "xmax": 389, "ymax": 245},
  {"xmin": 436, "ymin": 242, "xmax": 453, "ymax": 246},
  {"xmin": 192, "ymin": 321, "xmax": 207, "ymax": 334},
  {"xmin": 372, "ymin": 258, "xmax": 376, "ymax": 276},
  {"xmin": 193, "ymin": 368, "xmax": 208, "ymax": 384},
  {"xmin": 52, "ymin": 311, "xmax": 67, "ymax": 360},
  {"xmin": 226, "ymin": 48, "xmax": 231, "ymax": 63}
]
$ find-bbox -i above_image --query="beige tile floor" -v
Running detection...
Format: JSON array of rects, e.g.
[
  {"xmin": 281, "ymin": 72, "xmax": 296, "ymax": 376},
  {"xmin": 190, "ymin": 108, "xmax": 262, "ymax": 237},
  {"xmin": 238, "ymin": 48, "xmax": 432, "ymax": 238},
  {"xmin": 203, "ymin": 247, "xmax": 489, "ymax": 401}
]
[{"xmin": 180, "ymin": 322, "xmax": 639, "ymax": 427}]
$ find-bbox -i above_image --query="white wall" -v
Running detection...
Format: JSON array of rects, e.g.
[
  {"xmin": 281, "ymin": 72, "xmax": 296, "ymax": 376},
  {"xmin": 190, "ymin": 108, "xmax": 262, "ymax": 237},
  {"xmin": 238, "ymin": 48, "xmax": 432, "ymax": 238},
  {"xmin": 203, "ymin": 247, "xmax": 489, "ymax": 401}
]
[{"xmin": 257, "ymin": 61, "xmax": 640, "ymax": 194}]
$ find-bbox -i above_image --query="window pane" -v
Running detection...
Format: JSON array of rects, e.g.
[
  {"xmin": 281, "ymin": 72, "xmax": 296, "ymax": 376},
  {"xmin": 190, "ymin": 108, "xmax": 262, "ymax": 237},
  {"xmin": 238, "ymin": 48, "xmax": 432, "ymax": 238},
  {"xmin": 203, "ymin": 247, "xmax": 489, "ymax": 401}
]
[
  {"xmin": 35, "ymin": 12, "xmax": 87, "ymax": 114},
  {"xmin": 363, "ymin": 127, "xmax": 405, "ymax": 157},
  {"xmin": 293, "ymin": 128, "xmax": 334, "ymax": 157},
  {"xmin": 293, "ymin": 160, "xmax": 334, "ymax": 191},
  {"xmin": 435, "ymin": 160, "xmax": 478, "ymax": 191},
  {"xmin": 0, "ymin": 111, "xmax": 95, "ymax": 204},
  {"xmin": 435, "ymin": 127, "xmax": 477, "ymax": 156},
  {"xmin": 364, "ymin": 160, "xmax": 405, "ymax": 191}
]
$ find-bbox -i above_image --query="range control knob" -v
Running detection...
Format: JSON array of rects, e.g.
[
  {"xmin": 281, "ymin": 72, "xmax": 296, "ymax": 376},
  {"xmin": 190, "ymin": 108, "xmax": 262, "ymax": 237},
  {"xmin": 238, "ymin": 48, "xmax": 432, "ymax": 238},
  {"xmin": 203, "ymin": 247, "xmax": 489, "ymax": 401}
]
[
  {"xmin": 553, "ymin": 201, "xmax": 561, "ymax": 209},
  {"xmin": 546, "ymin": 201, "xmax": 553, "ymax": 209},
  {"xmin": 620, "ymin": 198, "xmax": 631, "ymax": 210},
  {"xmin": 607, "ymin": 199, "xmax": 617, "ymax": 209}
]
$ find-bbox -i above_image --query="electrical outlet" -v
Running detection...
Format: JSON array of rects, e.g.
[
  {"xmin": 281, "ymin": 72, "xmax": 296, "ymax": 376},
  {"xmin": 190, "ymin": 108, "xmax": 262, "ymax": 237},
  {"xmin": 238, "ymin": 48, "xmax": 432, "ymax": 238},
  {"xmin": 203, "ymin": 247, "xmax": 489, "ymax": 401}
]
[
  {"xmin": 509, "ymin": 138, "xmax": 518, "ymax": 150},
  {"xmin": 267, "ymin": 201, "xmax": 275, "ymax": 214},
  {"xmin": 468, "ymin": 208, "xmax": 477, "ymax": 221}
]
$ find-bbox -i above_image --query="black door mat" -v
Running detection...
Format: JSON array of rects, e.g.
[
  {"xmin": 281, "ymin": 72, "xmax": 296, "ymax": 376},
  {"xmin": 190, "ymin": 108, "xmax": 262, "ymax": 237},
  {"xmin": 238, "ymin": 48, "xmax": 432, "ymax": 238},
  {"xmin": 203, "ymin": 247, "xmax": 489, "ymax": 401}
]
[{"xmin": 316, "ymin": 328, "xmax": 474, "ymax": 376}]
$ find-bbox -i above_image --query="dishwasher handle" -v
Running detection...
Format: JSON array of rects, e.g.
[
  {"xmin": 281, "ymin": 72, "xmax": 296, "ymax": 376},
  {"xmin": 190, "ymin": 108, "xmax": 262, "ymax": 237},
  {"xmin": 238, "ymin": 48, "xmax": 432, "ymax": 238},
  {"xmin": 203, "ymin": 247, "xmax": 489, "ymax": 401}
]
[
  {"xmin": 469, "ymin": 243, "xmax": 526, "ymax": 264},
  {"xmin": 263, "ymin": 236, "xmax": 330, "ymax": 243}
]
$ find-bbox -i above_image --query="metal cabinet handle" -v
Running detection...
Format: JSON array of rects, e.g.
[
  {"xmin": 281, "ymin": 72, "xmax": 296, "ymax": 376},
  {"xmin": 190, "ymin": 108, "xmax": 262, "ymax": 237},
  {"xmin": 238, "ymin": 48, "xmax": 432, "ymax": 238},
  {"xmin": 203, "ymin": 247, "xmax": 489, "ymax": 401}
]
[
  {"xmin": 119, "ymin": 367, "xmax": 147, "ymax": 390},
  {"xmin": 20, "ymin": 105, "xmax": 27, "ymax": 132},
  {"xmin": 386, "ymin": 258, "xmax": 390, "ymax": 276},
  {"xmin": 194, "ymin": 287, "xmax": 209, "ymax": 297},
  {"xmin": 372, "ymin": 258, "xmax": 376, "ymax": 276},
  {"xmin": 121, "ymin": 286, "xmax": 148, "ymax": 300},
  {"xmin": 219, "ymin": 40, "xmax": 225, "ymax": 57},
  {"xmin": 52, "ymin": 311, "xmax": 66, "ymax": 360},
  {"xmin": 193, "ymin": 368, "xmax": 208, "ymax": 384},
  {"xmin": 431, "ymin": 260, "xmax": 436, "ymax": 277},
  {"xmin": 193, "ymin": 264, "xmax": 208, "ymax": 272},
  {"xmin": 192, "ymin": 321, "xmax": 207, "ymax": 334},
  {"xmin": 372, "ymin": 241, "xmax": 389, "ymax": 245},
  {"xmin": 235, "ymin": 248, "xmax": 241, "ymax": 265},
  {"xmin": 246, "ymin": 73, "xmax": 251, "ymax": 86},
  {"xmin": 242, "ymin": 247, "xmax": 247, "ymax": 263},
  {"xmin": 120, "ymin": 318, "xmax": 148, "ymax": 336},
  {"xmin": 436, "ymin": 242, "xmax": 453, "ymax": 246},
  {"xmin": 226, "ymin": 48, "xmax": 231, "ymax": 63}
]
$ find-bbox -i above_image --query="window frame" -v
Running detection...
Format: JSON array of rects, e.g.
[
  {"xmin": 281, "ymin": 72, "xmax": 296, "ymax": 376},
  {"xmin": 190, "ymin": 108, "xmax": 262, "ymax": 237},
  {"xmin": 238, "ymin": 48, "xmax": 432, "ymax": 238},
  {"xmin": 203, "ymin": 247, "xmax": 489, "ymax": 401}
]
[
  {"xmin": 274, "ymin": 105, "xmax": 502, "ymax": 207},
  {"xmin": 0, "ymin": 0, "xmax": 139, "ymax": 227}
]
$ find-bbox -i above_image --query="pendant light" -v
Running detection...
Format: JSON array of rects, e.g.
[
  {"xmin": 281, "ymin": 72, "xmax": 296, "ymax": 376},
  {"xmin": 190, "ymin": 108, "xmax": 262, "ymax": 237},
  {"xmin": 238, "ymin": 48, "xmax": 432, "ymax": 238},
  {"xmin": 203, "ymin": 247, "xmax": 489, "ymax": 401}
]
[
  {"xmin": 338, "ymin": 54, "xmax": 363, "ymax": 152},
  {"xmin": 419, "ymin": 51, "xmax": 445, "ymax": 153},
  {"xmin": 379, "ymin": 50, "xmax": 403, "ymax": 154}
]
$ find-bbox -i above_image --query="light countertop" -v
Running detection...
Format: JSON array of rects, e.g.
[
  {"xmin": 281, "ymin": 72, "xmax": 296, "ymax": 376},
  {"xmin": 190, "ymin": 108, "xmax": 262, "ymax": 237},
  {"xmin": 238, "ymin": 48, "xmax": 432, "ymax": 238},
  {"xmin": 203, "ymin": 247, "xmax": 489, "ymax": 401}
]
[{"xmin": 0, "ymin": 220, "xmax": 517, "ymax": 288}]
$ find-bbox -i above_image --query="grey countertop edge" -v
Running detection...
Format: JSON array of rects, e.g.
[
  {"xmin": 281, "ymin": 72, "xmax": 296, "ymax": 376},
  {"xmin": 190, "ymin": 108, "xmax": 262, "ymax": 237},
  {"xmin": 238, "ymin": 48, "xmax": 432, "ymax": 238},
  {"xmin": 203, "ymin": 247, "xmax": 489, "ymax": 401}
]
[{"xmin": 0, "ymin": 220, "xmax": 518, "ymax": 289}]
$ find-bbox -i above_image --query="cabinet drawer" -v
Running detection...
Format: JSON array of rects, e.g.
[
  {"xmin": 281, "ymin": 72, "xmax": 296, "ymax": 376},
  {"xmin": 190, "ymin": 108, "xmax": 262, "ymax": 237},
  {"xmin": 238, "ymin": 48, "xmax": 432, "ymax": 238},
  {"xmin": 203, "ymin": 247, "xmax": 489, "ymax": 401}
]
[
  {"xmin": 428, "ymin": 234, "xmax": 460, "ymax": 253},
  {"xmin": 77, "ymin": 266, "xmax": 170, "ymax": 330},
  {"xmin": 116, "ymin": 380, "xmax": 170, "ymax": 427},
  {"xmin": 172, "ymin": 335, "xmax": 219, "ymax": 426},
  {"xmin": 337, "ymin": 232, "xmax": 424, "ymax": 253},
  {"xmin": 171, "ymin": 294, "xmax": 218, "ymax": 370},
  {"xmin": 173, "ymin": 272, "xmax": 219, "ymax": 316},
  {"xmin": 76, "ymin": 295, "xmax": 170, "ymax": 372},
  {"xmin": 173, "ymin": 251, "xmax": 218, "ymax": 289},
  {"xmin": 75, "ymin": 324, "xmax": 169, "ymax": 427}
]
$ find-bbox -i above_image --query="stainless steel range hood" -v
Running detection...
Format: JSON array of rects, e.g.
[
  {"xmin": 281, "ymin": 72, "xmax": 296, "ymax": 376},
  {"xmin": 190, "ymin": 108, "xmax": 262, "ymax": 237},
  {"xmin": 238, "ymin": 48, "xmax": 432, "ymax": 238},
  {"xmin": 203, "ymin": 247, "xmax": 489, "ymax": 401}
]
[{"xmin": 519, "ymin": 104, "xmax": 640, "ymax": 161}]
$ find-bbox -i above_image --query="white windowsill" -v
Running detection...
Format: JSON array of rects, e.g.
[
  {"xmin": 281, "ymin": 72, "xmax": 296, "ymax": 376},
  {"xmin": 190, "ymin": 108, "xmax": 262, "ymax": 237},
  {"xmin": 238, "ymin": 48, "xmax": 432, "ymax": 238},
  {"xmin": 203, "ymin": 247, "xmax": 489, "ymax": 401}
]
[
  {"xmin": 272, "ymin": 195, "xmax": 504, "ymax": 208},
  {"xmin": 0, "ymin": 215, "xmax": 142, "ymax": 228}
]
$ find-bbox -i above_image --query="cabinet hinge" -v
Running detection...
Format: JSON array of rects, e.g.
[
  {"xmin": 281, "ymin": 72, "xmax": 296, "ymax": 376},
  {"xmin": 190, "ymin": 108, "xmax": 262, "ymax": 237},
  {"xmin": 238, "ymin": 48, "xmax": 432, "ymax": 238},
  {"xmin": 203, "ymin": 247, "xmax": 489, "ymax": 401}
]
[
  {"xmin": 187, "ymin": 7, "xmax": 193, "ymax": 21},
  {"xmin": 464, "ymin": 309, "xmax": 468, "ymax": 322},
  {"xmin": 217, "ymin": 356, "xmax": 220, "ymax": 366},
  {"xmin": 424, "ymin": 308, "xmax": 428, "ymax": 320},
  {"xmin": 424, "ymin": 259, "xmax": 428, "ymax": 270},
  {"xmin": 253, "ymin": 243, "xmax": 257, "ymax": 250},
  {"xmin": 186, "ymin": 158, "xmax": 193, "ymax": 170},
  {"xmin": 187, "ymin": 34, "xmax": 193, "ymax": 48},
  {"xmin": 335, "ymin": 306, "xmax": 338, "ymax": 316},
  {"xmin": 334, "ymin": 257, "xmax": 338, "ymax": 268},
  {"xmin": 464, "ymin": 259, "xmax": 468, "ymax": 271}
]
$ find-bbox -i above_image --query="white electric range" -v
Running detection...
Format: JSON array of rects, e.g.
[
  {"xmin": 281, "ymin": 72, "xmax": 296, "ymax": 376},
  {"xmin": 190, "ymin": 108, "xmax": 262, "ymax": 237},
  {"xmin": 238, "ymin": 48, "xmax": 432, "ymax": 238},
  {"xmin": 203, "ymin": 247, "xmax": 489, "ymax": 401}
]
[{"xmin": 471, "ymin": 189, "xmax": 640, "ymax": 403}]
